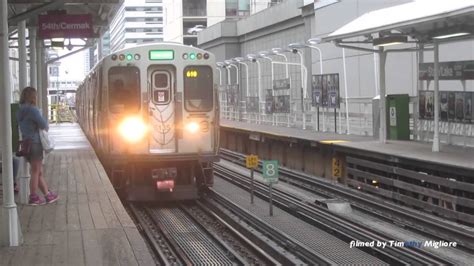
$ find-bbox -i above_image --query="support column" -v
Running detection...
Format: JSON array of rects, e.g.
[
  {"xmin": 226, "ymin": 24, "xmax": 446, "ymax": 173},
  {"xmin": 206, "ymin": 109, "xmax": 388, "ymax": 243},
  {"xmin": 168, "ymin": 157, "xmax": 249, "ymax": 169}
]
[
  {"xmin": 29, "ymin": 27, "xmax": 37, "ymax": 88},
  {"xmin": 18, "ymin": 9, "xmax": 31, "ymax": 204},
  {"xmin": 415, "ymin": 44, "xmax": 424, "ymax": 141},
  {"xmin": 42, "ymin": 53, "xmax": 48, "ymax": 118},
  {"xmin": 18, "ymin": 9, "xmax": 27, "ymax": 96},
  {"xmin": 432, "ymin": 41, "xmax": 440, "ymax": 152},
  {"xmin": 379, "ymin": 49, "xmax": 387, "ymax": 143},
  {"xmin": 36, "ymin": 40, "xmax": 43, "ymax": 111},
  {"xmin": 97, "ymin": 36, "xmax": 103, "ymax": 61},
  {"xmin": 0, "ymin": 0, "xmax": 22, "ymax": 247}
]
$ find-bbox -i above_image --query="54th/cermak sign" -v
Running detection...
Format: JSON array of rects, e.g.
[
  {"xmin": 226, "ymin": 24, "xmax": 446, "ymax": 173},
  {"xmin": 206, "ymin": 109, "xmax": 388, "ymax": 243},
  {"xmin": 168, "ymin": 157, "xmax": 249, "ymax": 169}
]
[{"xmin": 38, "ymin": 14, "xmax": 94, "ymax": 39}]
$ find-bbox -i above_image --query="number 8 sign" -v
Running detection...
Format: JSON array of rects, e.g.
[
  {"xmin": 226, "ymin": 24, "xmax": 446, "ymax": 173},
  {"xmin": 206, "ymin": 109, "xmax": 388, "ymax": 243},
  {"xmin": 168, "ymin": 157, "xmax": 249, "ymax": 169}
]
[{"xmin": 263, "ymin": 160, "xmax": 279, "ymax": 183}]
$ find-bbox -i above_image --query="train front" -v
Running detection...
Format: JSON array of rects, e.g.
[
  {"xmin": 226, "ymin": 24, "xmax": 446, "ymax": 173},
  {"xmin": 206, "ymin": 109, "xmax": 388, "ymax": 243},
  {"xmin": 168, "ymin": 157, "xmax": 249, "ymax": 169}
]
[{"xmin": 104, "ymin": 45, "xmax": 219, "ymax": 201}]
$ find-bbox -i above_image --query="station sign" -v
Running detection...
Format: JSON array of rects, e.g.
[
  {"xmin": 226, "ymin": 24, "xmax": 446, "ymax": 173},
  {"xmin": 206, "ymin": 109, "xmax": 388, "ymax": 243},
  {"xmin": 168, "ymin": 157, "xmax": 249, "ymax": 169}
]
[
  {"xmin": 262, "ymin": 160, "xmax": 279, "ymax": 183},
  {"xmin": 419, "ymin": 60, "xmax": 474, "ymax": 80},
  {"xmin": 38, "ymin": 14, "xmax": 93, "ymax": 39},
  {"xmin": 245, "ymin": 155, "xmax": 259, "ymax": 169}
]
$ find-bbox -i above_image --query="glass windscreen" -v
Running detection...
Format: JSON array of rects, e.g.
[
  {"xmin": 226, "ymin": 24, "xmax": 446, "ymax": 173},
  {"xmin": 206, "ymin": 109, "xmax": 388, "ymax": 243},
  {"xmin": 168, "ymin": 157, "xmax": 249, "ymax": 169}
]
[
  {"xmin": 183, "ymin": 66, "xmax": 213, "ymax": 112},
  {"xmin": 108, "ymin": 67, "xmax": 140, "ymax": 113}
]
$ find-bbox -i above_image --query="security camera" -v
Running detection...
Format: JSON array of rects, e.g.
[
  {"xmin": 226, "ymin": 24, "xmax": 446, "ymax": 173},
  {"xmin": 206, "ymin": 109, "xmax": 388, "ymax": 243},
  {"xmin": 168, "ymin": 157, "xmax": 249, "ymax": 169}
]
[{"xmin": 292, "ymin": 49, "xmax": 298, "ymax": 54}]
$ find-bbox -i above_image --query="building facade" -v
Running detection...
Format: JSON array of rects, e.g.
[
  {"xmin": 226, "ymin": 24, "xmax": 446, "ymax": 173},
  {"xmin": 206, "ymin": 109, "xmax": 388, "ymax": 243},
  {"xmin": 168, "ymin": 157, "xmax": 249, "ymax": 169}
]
[
  {"xmin": 109, "ymin": 0, "xmax": 164, "ymax": 52},
  {"xmin": 198, "ymin": 0, "xmax": 474, "ymax": 146}
]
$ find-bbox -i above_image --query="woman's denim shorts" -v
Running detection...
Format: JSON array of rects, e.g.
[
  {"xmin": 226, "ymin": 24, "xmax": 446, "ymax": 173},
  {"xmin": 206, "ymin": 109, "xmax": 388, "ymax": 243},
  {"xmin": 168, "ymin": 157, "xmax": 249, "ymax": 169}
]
[{"xmin": 26, "ymin": 143, "xmax": 43, "ymax": 163}]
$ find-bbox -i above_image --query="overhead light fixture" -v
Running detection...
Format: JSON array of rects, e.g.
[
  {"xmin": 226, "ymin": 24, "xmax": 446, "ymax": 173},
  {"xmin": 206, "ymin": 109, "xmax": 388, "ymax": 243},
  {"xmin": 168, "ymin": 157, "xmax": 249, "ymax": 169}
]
[
  {"xmin": 373, "ymin": 35, "xmax": 407, "ymax": 47},
  {"xmin": 431, "ymin": 26, "xmax": 472, "ymax": 40}
]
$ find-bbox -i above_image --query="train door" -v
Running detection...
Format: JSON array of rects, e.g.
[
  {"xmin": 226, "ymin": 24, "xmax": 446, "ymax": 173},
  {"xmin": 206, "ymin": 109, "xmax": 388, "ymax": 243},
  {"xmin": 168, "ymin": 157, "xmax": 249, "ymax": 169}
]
[{"xmin": 148, "ymin": 66, "xmax": 176, "ymax": 153}]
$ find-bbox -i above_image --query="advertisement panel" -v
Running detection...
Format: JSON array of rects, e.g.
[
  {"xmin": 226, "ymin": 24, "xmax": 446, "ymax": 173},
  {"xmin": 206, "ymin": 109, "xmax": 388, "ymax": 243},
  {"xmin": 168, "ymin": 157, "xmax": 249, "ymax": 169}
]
[
  {"xmin": 38, "ymin": 14, "xmax": 93, "ymax": 39},
  {"xmin": 440, "ymin": 91, "xmax": 448, "ymax": 121},
  {"xmin": 326, "ymin": 74, "xmax": 340, "ymax": 108},
  {"xmin": 274, "ymin": 95, "xmax": 290, "ymax": 113},
  {"xmin": 419, "ymin": 91, "xmax": 426, "ymax": 120},
  {"xmin": 265, "ymin": 89, "xmax": 273, "ymax": 114},
  {"xmin": 311, "ymin": 75, "xmax": 323, "ymax": 107},
  {"xmin": 465, "ymin": 92, "xmax": 473, "ymax": 123},
  {"xmin": 455, "ymin": 92, "xmax": 464, "ymax": 122},
  {"xmin": 246, "ymin": 97, "xmax": 259, "ymax": 113}
]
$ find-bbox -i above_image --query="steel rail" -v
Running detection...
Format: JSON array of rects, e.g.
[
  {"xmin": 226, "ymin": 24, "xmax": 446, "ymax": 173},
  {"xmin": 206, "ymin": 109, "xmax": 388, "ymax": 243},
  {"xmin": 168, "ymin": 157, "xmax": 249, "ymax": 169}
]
[
  {"xmin": 185, "ymin": 201, "xmax": 284, "ymax": 265},
  {"xmin": 128, "ymin": 203, "xmax": 184, "ymax": 265},
  {"xmin": 220, "ymin": 148, "xmax": 474, "ymax": 251},
  {"xmin": 207, "ymin": 188, "xmax": 336, "ymax": 265},
  {"xmin": 215, "ymin": 163, "xmax": 453, "ymax": 265}
]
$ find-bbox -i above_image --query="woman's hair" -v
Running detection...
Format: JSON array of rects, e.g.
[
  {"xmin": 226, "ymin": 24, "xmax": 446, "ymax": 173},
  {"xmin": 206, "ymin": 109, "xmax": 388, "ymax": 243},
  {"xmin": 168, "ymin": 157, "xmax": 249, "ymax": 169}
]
[{"xmin": 19, "ymin": 86, "xmax": 37, "ymax": 105}]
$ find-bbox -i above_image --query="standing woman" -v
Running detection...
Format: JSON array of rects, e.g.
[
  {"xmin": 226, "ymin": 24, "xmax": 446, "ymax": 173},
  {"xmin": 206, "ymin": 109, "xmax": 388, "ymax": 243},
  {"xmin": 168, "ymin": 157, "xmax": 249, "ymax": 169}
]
[{"xmin": 17, "ymin": 87, "xmax": 59, "ymax": 205}]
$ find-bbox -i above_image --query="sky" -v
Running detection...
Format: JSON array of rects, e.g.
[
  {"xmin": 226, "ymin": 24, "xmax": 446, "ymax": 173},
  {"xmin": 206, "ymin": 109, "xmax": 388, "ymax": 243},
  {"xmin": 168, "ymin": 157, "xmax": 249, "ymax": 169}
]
[{"xmin": 55, "ymin": 44, "xmax": 87, "ymax": 81}]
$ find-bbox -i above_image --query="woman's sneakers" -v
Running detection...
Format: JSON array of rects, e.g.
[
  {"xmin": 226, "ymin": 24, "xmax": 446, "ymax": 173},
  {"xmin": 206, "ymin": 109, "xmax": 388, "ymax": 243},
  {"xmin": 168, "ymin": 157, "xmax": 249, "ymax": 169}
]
[
  {"xmin": 45, "ymin": 191, "xmax": 59, "ymax": 204},
  {"xmin": 28, "ymin": 191, "xmax": 59, "ymax": 206},
  {"xmin": 28, "ymin": 194, "xmax": 45, "ymax": 206}
]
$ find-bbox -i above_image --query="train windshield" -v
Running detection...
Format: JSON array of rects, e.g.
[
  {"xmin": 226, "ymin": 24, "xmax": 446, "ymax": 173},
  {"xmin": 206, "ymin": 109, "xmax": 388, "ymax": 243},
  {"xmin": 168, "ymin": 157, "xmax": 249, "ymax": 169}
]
[
  {"xmin": 108, "ymin": 67, "xmax": 140, "ymax": 113},
  {"xmin": 183, "ymin": 66, "xmax": 213, "ymax": 112}
]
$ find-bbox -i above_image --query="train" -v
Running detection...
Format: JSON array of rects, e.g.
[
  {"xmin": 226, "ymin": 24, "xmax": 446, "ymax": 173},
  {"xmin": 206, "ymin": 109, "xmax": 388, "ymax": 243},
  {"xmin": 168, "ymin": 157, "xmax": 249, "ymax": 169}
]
[{"xmin": 76, "ymin": 43, "xmax": 219, "ymax": 201}]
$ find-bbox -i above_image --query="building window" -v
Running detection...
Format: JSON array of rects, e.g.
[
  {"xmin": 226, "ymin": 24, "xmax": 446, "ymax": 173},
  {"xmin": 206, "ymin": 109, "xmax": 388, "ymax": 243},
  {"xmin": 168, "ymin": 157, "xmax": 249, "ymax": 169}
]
[
  {"xmin": 183, "ymin": 0, "xmax": 206, "ymax": 16},
  {"xmin": 226, "ymin": 0, "xmax": 249, "ymax": 16}
]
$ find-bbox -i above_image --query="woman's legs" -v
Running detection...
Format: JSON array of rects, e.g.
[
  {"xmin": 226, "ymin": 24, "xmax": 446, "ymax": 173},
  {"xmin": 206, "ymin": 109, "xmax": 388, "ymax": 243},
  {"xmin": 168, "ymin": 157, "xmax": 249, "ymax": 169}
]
[
  {"xmin": 29, "ymin": 159, "xmax": 42, "ymax": 195},
  {"xmin": 38, "ymin": 165, "xmax": 49, "ymax": 195}
]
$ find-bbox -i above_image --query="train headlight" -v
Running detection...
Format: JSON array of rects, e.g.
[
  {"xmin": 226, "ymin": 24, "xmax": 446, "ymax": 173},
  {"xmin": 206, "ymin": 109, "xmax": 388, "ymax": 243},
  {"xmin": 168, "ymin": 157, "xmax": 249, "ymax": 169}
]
[
  {"xmin": 118, "ymin": 117, "xmax": 148, "ymax": 143},
  {"xmin": 185, "ymin": 122, "xmax": 200, "ymax": 134}
]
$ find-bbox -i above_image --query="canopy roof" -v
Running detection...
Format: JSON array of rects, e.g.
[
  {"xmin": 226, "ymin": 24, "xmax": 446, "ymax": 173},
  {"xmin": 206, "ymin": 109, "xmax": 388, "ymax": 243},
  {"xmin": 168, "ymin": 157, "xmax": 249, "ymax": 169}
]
[{"xmin": 323, "ymin": 0, "xmax": 474, "ymax": 42}]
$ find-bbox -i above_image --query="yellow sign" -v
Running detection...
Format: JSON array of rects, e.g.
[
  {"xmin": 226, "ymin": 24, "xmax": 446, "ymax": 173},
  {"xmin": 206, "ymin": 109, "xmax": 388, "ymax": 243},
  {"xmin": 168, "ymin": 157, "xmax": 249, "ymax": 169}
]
[
  {"xmin": 186, "ymin": 70, "xmax": 198, "ymax": 78},
  {"xmin": 332, "ymin": 157, "xmax": 342, "ymax": 177},
  {"xmin": 246, "ymin": 155, "xmax": 259, "ymax": 169}
]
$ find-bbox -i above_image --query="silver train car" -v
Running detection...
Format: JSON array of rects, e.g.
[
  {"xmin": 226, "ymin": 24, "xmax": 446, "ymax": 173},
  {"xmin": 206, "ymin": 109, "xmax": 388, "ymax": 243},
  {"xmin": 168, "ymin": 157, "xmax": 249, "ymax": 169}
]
[{"xmin": 76, "ymin": 43, "xmax": 219, "ymax": 201}]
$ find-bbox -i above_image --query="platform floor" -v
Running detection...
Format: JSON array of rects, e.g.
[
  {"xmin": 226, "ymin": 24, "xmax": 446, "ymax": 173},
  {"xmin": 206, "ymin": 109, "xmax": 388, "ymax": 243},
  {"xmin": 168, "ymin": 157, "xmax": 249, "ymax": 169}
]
[
  {"xmin": 221, "ymin": 119, "xmax": 474, "ymax": 171},
  {"xmin": 0, "ymin": 123, "xmax": 154, "ymax": 265}
]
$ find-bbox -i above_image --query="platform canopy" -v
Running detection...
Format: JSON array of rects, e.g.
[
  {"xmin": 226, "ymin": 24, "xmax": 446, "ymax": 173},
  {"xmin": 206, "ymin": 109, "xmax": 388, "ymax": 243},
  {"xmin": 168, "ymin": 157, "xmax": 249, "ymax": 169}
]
[
  {"xmin": 7, "ymin": 0, "xmax": 122, "ymax": 38},
  {"xmin": 321, "ymin": 0, "xmax": 473, "ymax": 151},
  {"xmin": 323, "ymin": 0, "xmax": 474, "ymax": 43}
]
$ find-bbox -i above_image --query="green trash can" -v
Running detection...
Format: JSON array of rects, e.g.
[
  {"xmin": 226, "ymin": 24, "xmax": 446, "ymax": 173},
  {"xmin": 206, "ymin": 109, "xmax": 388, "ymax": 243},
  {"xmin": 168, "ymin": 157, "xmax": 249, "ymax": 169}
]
[
  {"xmin": 386, "ymin": 94, "xmax": 409, "ymax": 140},
  {"xmin": 11, "ymin": 103, "xmax": 20, "ymax": 152}
]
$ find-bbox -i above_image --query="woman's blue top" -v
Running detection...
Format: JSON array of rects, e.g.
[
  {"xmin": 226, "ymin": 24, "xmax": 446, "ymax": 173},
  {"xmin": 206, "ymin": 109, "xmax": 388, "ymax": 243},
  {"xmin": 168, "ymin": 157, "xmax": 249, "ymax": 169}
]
[{"xmin": 16, "ymin": 104, "xmax": 49, "ymax": 144}]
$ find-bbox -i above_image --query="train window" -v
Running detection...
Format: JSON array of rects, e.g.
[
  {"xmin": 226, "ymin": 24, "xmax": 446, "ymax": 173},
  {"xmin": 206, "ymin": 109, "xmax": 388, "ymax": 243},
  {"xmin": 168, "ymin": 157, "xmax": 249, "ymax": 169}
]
[
  {"xmin": 108, "ymin": 67, "xmax": 140, "ymax": 113},
  {"xmin": 183, "ymin": 66, "xmax": 213, "ymax": 112},
  {"xmin": 152, "ymin": 71, "xmax": 171, "ymax": 104}
]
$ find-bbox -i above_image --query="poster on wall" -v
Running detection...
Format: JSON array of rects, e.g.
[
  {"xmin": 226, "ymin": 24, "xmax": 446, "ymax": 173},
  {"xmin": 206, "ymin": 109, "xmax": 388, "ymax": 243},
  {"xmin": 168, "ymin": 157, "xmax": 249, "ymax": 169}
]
[
  {"xmin": 419, "ymin": 91, "xmax": 426, "ymax": 119},
  {"xmin": 311, "ymin": 75, "xmax": 323, "ymax": 107},
  {"xmin": 265, "ymin": 89, "xmax": 273, "ymax": 114},
  {"xmin": 246, "ymin": 97, "xmax": 259, "ymax": 113},
  {"xmin": 448, "ymin": 92, "xmax": 455, "ymax": 121},
  {"xmin": 425, "ymin": 91, "xmax": 434, "ymax": 120},
  {"xmin": 465, "ymin": 92, "xmax": 473, "ymax": 122},
  {"xmin": 274, "ymin": 95, "xmax": 290, "ymax": 113},
  {"xmin": 326, "ymin": 73, "xmax": 340, "ymax": 108},
  {"xmin": 455, "ymin": 92, "xmax": 464, "ymax": 122},
  {"xmin": 440, "ymin": 91, "xmax": 448, "ymax": 121}
]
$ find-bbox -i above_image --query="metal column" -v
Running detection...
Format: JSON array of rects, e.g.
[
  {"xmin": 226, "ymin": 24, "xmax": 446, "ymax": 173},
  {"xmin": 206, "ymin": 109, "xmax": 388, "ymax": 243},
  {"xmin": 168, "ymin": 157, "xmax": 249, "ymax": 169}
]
[
  {"xmin": 36, "ymin": 40, "xmax": 43, "ymax": 111},
  {"xmin": 379, "ymin": 49, "xmax": 387, "ymax": 143},
  {"xmin": 18, "ymin": 10, "xmax": 31, "ymax": 205},
  {"xmin": 29, "ymin": 27, "xmax": 37, "ymax": 88},
  {"xmin": 432, "ymin": 41, "xmax": 440, "ymax": 152},
  {"xmin": 0, "ymin": 0, "xmax": 22, "ymax": 247}
]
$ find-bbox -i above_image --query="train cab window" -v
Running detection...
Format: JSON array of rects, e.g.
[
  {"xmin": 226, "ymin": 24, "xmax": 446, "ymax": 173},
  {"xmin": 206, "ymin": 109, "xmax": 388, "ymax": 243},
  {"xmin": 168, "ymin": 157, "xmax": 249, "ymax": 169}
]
[
  {"xmin": 183, "ymin": 66, "xmax": 213, "ymax": 112},
  {"xmin": 108, "ymin": 67, "xmax": 140, "ymax": 113},
  {"xmin": 152, "ymin": 72, "xmax": 171, "ymax": 104}
]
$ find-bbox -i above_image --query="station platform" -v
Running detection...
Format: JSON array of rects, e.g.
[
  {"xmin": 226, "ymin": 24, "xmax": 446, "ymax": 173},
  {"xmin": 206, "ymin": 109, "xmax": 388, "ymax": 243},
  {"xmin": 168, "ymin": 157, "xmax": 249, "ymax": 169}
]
[
  {"xmin": 0, "ymin": 123, "xmax": 154, "ymax": 265},
  {"xmin": 221, "ymin": 119, "xmax": 474, "ymax": 171}
]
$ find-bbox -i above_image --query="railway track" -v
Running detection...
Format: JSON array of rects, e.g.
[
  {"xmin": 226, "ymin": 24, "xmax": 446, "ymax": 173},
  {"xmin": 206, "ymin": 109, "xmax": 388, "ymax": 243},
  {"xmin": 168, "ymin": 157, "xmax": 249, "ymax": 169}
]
[
  {"xmin": 214, "ymin": 161, "xmax": 454, "ymax": 265},
  {"xmin": 128, "ymin": 201, "xmax": 305, "ymax": 265},
  {"xmin": 220, "ymin": 148, "xmax": 474, "ymax": 252}
]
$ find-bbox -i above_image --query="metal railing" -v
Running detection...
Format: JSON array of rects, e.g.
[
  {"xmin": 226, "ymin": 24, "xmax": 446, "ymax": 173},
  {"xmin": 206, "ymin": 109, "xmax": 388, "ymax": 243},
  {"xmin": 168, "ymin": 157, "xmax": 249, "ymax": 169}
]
[{"xmin": 219, "ymin": 95, "xmax": 474, "ymax": 147}]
